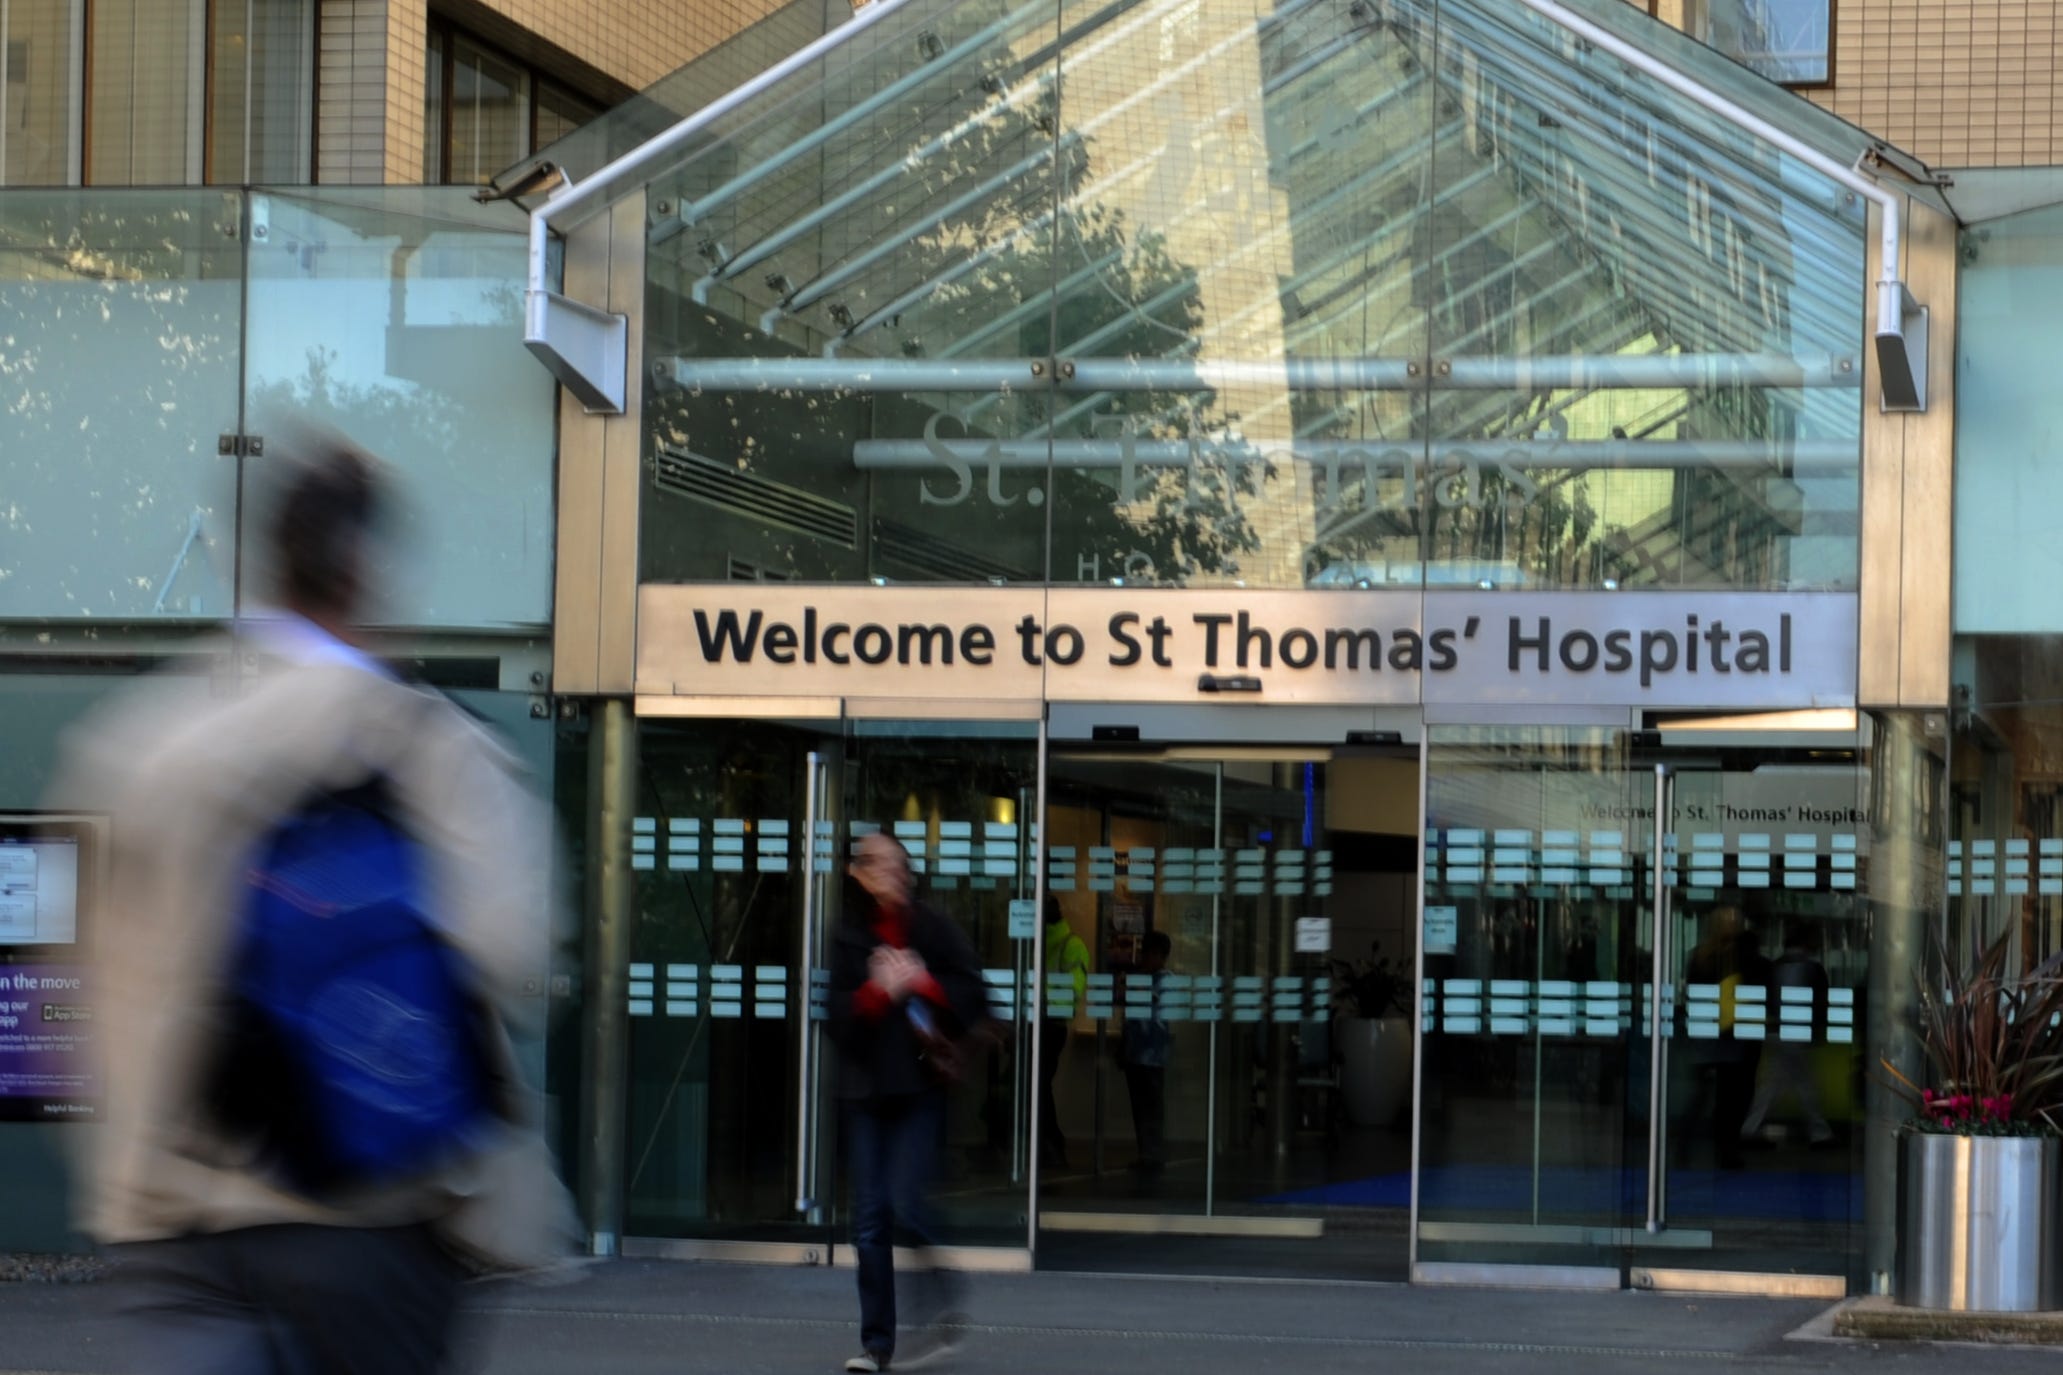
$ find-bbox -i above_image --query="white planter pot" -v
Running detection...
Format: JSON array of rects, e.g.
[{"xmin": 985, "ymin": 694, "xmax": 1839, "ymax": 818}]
[
  {"xmin": 1899, "ymin": 1132, "xmax": 2063, "ymax": 1311},
  {"xmin": 1339, "ymin": 1015, "xmax": 1412, "ymax": 1128}
]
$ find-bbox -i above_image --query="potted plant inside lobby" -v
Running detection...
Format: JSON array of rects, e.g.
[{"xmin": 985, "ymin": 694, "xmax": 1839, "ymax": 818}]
[
  {"xmin": 1332, "ymin": 942, "xmax": 1412, "ymax": 1128},
  {"xmin": 1882, "ymin": 927, "xmax": 2063, "ymax": 1312}
]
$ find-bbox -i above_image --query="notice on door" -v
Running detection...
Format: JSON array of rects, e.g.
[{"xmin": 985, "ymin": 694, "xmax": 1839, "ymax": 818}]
[
  {"xmin": 1009, "ymin": 898, "xmax": 1037, "ymax": 940},
  {"xmin": 1295, "ymin": 917, "xmax": 1332, "ymax": 954},
  {"xmin": 1423, "ymin": 905, "xmax": 1458, "ymax": 956}
]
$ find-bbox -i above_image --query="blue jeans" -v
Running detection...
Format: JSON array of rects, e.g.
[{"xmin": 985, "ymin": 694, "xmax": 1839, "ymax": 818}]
[{"xmin": 848, "ymin": 1092, "xmax": 956, "ymax": 1358}]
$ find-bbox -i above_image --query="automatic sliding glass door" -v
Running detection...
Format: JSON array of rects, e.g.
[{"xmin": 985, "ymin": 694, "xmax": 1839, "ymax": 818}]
[
  {"xmin": 1039, "ymin": 744, "xmax": 1419, "ymax": 1280},
  {"xmin": 622, "ymin": 715, "xmax": 1039, "ymax": 1257},
  {"xmin": 1415, "ymin": 722, "xmax": 1866, "ymax": 1288},
  {"xmin": 1416, "ymin": 725, "xmax": 1652, "ymax": 1278},
  {"xmin": 1634, "ymin": 740, "xmax": 1866, "ymax": 1290}
]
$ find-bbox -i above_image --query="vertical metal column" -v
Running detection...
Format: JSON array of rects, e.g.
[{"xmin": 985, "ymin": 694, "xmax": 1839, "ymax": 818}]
[
  {"xmin": 1026, "ymin": 714, "xmax": 1048, "ymax": 1256},
  {"xmin": 1013, "ymin": 784, "xmax": 1034, "ymax": 1187},
  {"xmin": 1866, "ymin": 711, "xmax": 1931, "ymax": 1291},
  {"xmin": 1645, "ymin": 763, "xmax": 1674, "ymax": 1233},
  {"xmin": 1205, "ymin": 764, "xmax": 1223, "ymax": 1216},
  {"xmin": 579, "ymin": 698, "xmax": 637, "ymax": 1256},
  {"xmin": 795, "ymin": 752, "xmax": 825, "ymax": 1218},
  {"xmin": 1407, "ymin": 729, "xmax": 1431, "ymax": 1270}
]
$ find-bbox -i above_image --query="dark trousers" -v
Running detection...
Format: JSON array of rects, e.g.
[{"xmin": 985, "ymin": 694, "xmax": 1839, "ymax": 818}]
[
  {"xmin": 112, "ymin": 1223, "xmax": 465, "ymax": 1375},
  {"xmin": 848, "ymin": 1093, "xmax": 956, "ymax": 1360},
  {"xmin": 1038, "ymin": 1019, "xmax": 1070, "ymax": 1166},
  {"xmin": 1123, "ymin": 1063, "xmax": 1166, "ymax": 1167}
]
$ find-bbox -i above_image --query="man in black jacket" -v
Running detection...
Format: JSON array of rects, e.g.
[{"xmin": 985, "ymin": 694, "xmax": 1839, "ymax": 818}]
[{"xmin": 829, "ymin": 833, "xmax": 989, "ymax": 1372}]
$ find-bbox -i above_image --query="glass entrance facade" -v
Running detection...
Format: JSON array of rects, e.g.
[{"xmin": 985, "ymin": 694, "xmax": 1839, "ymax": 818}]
[
  {"xmin": 550, "ymin": 0, "xmax": 1930, "ymax": 1290},
  {"xmin": 601, "ymin": 709, "xmax": 1927, "ymax": 1288}
]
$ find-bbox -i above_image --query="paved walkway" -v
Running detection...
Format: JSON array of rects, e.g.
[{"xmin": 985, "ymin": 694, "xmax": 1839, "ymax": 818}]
[{"xmin": 1, "ymin": 1258, "xmax": 2059, "ymax": 1373}]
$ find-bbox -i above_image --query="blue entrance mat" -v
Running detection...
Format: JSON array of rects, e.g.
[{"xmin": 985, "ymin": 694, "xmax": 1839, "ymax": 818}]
[{"xmin": 1260, "ymin": 1165, "xmax": 1861, "ymax": 1221}]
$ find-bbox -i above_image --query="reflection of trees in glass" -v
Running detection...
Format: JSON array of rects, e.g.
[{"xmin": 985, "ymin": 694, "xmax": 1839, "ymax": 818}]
[
  {"xmin": 0, "ymin": 196, "xmax": 242, "ymax": 617},
  {"xmin": 865, "ymin": 80, "xmax": 1263, "ymax": 585},
  {"xmin": 646, "ymin": 27, "xmax": 1263, "ymax": 587},
  {"xmin": 1031, "ymin": 206, "xmax": 1266, "ymax": 584},
  {"xmin": 246, "ymin": 268, "xmax": 542, "ymax": 618}
]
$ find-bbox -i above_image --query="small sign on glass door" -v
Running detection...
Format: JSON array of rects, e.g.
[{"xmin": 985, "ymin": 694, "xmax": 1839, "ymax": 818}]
[{"xmin": 1424, "ymin": 904, "xmax": 1458, "ymax": 955}]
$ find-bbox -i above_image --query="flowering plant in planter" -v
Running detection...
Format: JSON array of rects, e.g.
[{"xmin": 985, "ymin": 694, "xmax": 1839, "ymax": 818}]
[
  {"xmin": 1886, "ymin": 925, "xmax": 2063, "ymax": 1311},
  {"xmin": 1881, "ymin": 926, "xmax": 2063, "ymax": 1138}
]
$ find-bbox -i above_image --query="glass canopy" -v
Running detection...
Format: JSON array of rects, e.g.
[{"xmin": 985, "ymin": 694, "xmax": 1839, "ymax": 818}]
[{"xmin": 611, "ymin": 0, "xmax": 1888, "ymax": 592}]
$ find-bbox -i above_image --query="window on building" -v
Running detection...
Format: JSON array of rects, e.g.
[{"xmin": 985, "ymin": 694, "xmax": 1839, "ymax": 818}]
[
  {"xmin": 208, "ymin": 0, "xmax": 314, "ymax": 183},
  {"xmin": 425, "ymin": 24, "xmax": 444, "ymax": 183},
  {"xmin": 0, "ymin": 1, "xmax": 81, "ymax": 185},
  {"xmin": 534, "ymin": 77, "xmax": 598, "ymax": 152},
  {"xmin": 1678, "ymin": 0, "xmax": 1832, "ymax": 86},
  {"xmin": 424, "ymin": 20, "xmax": 603, "ymax": 186},
  {"xmin": 83, "ymin": 0, "xmax": 310, "ymax": 186},
  {"xmin": 87, "ymin": 0, "xmax": 203, "ymax": 184}
]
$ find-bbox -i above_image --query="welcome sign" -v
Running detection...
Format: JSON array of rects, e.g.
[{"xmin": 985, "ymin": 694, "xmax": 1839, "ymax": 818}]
[{"xmin": 636, "ymin": 586, "xmax": 1857, "ymax": 710}]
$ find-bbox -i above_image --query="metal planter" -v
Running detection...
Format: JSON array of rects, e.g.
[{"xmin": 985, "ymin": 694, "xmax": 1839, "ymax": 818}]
[{"xmin": 1899, "ymin": 1132, "xmax": 2063, "ymax": 1311}]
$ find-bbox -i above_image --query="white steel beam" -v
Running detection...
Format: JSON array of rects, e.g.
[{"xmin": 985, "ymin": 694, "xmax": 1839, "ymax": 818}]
[
  {"xmin": 660, "ymin": 352, "xmax": 1858, "ymax": 394},
  {"xmin": 850, "ymin": 436, "xmax": 1857, "ymax": 473}
]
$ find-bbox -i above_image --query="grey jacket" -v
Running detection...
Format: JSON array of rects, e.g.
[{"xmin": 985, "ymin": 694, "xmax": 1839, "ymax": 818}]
[{"xmin": 53, "ymin": 648, "xmax": 578, "ymax": 1272}]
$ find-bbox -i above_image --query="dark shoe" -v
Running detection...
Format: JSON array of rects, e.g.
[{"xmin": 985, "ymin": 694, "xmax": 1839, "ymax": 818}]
[{"xmin": 845, "ymin": 1352, "xmax": 890, "ymax": 1372}]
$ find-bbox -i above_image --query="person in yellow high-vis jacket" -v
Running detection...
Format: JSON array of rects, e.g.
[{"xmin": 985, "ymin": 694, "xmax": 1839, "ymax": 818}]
[{"xmin": 1040, "ymin": 896, "xmax": 1091, "ymax": 1170}]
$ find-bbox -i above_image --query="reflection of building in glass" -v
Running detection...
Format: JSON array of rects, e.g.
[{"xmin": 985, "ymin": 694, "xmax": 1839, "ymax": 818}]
[{"xmin": 631, "ymin": 0, "xmax": 1865, "ymax": 595}]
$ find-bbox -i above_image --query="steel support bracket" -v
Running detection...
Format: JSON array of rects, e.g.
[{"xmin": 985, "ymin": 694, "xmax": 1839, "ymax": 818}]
[
  {"xmin": 525, "ymin": 287, "xmax": 628, "ymax": 415},
  {"xmin": 1875, "ymin": 283, "xmax": 1928, "ymax": 413}
]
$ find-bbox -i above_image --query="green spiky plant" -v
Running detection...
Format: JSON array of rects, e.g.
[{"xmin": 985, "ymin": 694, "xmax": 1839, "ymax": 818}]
[{"xmin": 1881, "ymin": 926, "xmax": 2063, "ymax": 1137}]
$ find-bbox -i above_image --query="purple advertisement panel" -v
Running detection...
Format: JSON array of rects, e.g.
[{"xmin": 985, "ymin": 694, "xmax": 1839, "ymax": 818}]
[{"xmin": 0, "ymin": 964, "xmax": 96, "ymax": 1122}]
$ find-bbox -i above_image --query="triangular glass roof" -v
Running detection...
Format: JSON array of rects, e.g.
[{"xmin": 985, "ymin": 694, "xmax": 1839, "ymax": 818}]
[{"xmin": 559, "ymin": 0, "xmax": 1927, "ymax": 593}]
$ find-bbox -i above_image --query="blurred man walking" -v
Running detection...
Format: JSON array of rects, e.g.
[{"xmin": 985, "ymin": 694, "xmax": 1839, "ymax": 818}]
[{"xmin": 58, "ymin": 441, "xmax": 575, "ymax": 1375}]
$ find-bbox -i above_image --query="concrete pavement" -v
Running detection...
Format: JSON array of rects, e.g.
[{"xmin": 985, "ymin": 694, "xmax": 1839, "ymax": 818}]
[{"xmin": 1, "ymin": 1258, "xmax": 2059, "ymax": 1373}]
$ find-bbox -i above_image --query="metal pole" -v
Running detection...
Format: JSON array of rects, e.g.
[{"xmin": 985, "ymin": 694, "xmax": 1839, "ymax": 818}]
[
  {"xmin": 1014, "ymin": 783, "xmax": 1033, "ymax": 1188},
  {"xmin": 1645, "ymin": 763, "xmax": 1673, "ymax": 1233},
  {"xmin": 1206, "ymin": 764, "xmax": 1223, "ymax": 1216},
  {"xmin": 795, "ymin": 751, "xmax": 824, "ymax": 1215},
  {"xmin": 579, "ymin": 698, "xmax": 637, "ymax": 1256},
  {"xmin": 666, "ymin": 353, "xmax": 1859, "ymax": 395},
  {"xmin": 1028, "ymin": 714, "xmax": 1048, "ymax": 1257},
  {"xmin": 1866, "ymin": 712, "xmax": 1931, "ymax": 1291},
  {"xmin": 847, "ymin": 436, "xmax": 1861, "ymax": 472},
  {"xmin": 1408, "ymin": 729, "xmax": 1431, "ymax": 1273}
]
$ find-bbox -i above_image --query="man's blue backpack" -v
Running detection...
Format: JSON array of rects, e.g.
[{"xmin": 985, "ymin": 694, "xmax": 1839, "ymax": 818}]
[{"xmin": 205, "ymin": 780, "xmax": 498, "ymax": 1195}]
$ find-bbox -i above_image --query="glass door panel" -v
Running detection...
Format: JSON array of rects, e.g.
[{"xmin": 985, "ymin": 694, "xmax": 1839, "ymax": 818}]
[
  {"xmin": 625, "ymin": 717, "xmax": 840, "ymax": 1245},
  {"xmin": 624, "ymin": 715, "xmax": 1039, "ymax": 1253},
  {"xmin": 1040, "ymin": 745, "xmax": 1418, "ymax": 1280},
  {"xmin": 837, "ymin": 720, "xmax": 1040, "ymax": 1250},
  {"xmin": 1417, "ymin": 722, "xmax": 1868, "ymax": 1286},
  {"xmin": 1417, "ymin": 725, "xmax": 1651, "ymax": 1275},
  {"xmin": 1635, "ymin": 735, "xmax": 1866, "ymax": 1285}
]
